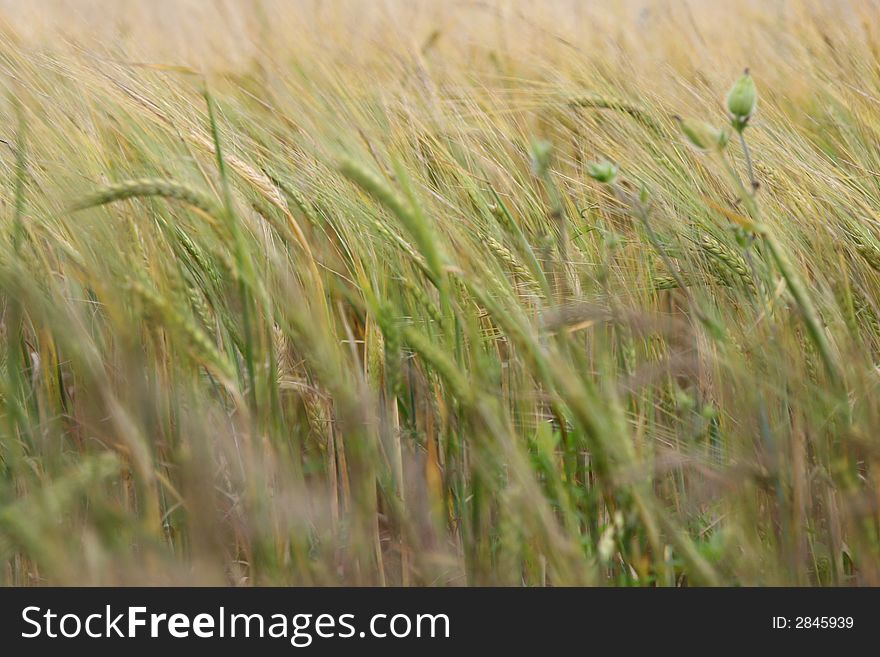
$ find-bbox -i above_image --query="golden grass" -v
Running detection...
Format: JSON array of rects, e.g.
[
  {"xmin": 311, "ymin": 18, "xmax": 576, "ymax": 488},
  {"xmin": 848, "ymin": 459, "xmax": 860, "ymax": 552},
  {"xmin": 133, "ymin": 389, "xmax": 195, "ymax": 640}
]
[{"xmin": 0, "ymin": 0, "xmax": 879, "ymax": 585}]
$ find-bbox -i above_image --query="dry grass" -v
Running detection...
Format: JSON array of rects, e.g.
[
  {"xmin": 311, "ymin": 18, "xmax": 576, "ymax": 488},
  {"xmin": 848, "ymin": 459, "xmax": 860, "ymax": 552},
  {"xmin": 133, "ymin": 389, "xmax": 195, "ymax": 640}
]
[{"xmin": 1, "ymin": 0, "xmax": 880, "ymax": 585}]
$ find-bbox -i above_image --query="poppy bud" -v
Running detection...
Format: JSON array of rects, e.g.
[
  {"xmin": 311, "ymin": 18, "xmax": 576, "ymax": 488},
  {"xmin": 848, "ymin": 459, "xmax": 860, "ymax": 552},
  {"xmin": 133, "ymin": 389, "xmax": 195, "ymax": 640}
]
[
  {"xmin": 587, "ymin": 160, "xmax": 618, "ymax": 184},
  {"xmin": 676, "ymin": 117, "xmax": 729, "ymax": 152},
  {"xmin": 726, "ymin": 69, "xmax": 757, "ymax": 128}
]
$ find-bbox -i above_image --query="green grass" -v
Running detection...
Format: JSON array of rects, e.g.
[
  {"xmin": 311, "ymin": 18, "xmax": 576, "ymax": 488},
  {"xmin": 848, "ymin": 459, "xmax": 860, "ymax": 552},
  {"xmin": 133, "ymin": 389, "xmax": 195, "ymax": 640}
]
[{"xmin": 1, "ymin": 0, "xmax": 880, "ymax": 585}]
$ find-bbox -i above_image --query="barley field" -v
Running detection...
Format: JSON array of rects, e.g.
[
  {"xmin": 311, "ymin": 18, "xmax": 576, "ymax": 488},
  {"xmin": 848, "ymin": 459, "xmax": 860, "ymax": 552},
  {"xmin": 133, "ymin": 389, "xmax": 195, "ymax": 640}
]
[{"xmin": 1, "ymin": 0, "xmax": 879, "ymax": 586}]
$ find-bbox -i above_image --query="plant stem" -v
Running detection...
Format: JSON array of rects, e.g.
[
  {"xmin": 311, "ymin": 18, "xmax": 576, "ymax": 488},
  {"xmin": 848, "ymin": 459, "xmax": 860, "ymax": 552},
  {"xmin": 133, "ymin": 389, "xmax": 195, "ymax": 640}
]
[{"xmin": 738, "ymin": 129, "xmax": 757, "ymax": 191}]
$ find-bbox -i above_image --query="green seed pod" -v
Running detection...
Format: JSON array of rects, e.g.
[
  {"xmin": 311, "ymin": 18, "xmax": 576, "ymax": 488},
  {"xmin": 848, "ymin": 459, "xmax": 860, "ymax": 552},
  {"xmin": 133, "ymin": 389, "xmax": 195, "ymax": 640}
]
[
  {"xmin": 587, "ymin": 160, "xmax": 618, "ymax": 184},
  {"xmin": 726, "ymin": 69, "xmax": 757, "ymax": 125},
  {"xmin": 677, "ymin": 118, "xmax": 729, "ymax": 152}
]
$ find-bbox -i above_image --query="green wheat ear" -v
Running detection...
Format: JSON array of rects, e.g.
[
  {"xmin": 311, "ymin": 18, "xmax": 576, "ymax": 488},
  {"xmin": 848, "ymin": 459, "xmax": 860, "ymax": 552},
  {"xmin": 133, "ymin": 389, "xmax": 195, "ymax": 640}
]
[
  {"xmin": 698, "ymin": 234, "xmax": 757, "ymax": 293},
  {"xmin": 568, "ymin": 93, "xmax": 662, "ymax": 133},
  {"xmin": 339, "ymin": 158, "xmax": 446, "ymax": 287},
  {"xmin": 128, "ymin": 277, "xmax": 235, "ymax": 382},
  {"xmin": 70, "ymin": 178, "xmax": 223, "ymax": 218}
]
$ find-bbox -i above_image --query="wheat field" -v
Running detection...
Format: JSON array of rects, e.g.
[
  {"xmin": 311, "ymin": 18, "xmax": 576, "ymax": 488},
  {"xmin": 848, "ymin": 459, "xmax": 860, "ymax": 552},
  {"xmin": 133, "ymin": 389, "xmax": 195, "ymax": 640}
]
[{"xmin": 1, "ymin": 0, "xmax": 879, "ymax": 586}]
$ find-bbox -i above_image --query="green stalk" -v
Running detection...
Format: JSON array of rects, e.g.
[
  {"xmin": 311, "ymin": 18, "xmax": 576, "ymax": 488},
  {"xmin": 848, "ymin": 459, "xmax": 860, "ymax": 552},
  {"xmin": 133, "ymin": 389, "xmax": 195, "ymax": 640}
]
[
  {"xmin": 719, "ymin": 153, "xmax": 840, "ymax": 385},
  {"xmin": 205, "ymin": 88, "xmax": 259, "ymax": 412}
]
